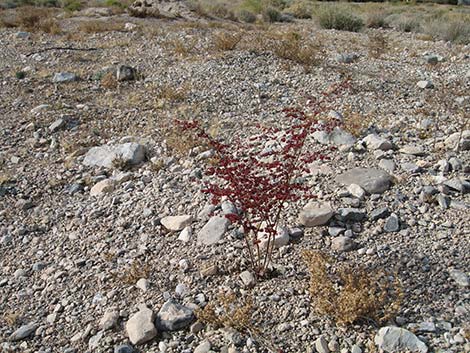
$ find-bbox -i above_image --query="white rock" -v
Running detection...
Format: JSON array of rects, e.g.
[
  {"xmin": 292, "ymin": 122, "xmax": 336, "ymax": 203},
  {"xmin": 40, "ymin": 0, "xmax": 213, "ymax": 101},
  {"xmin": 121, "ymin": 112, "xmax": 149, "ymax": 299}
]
[
  {"xmin": 348, "ymin": 184, "xmax": 366, "ymax": 200},
  {"xmin": 178, "ymin": 226, "xmax": 192, "ymax": 242},
  {"xmin": 161, "ymin": 215, "xmax": 193, "ymax": 231},
  {"xmin": 363, "ymin": 133, "xmax": 393, "ymax": 151},
  {"xmin": 375, "ymin": 326, "xmax": 428, "ymax": 353},
  {"xmin": 83, "ymin": 142, "xmax": 146, "ymax": 168},
  {"xmin": 125, "ymin": 306, "xmax": 157, "ymax": 345},
  {"xmin": 239, "ymin": 270, "xmax": 256, "ymax": 288},
  {"xmin": 136, "ymin": 278, "xmax": 150, "ymax": 292},
  {"xmin": 90, "ymin": 179, "xmax": 115, "ymax": 196},
  {"xmin": 197, "ymin": 216, "xmax": 230, "ymax": 245},
  {"xmin": 331, "ymin": 236, "xmax": 356, "ymax": 252},
  {"xmin": 417, "ymin": 80, "xmax": 433, "ymax": 89},
  {"xmin": 257, "ymin": 225, "xmax": 289, "ymax": 249},
  {"xmin": 99, "ymin": 309, "xmax": 119, "ymax": 330},
  {"xmin": 298, "ymin": 202, "xmax": 334, "ymax": 227}
]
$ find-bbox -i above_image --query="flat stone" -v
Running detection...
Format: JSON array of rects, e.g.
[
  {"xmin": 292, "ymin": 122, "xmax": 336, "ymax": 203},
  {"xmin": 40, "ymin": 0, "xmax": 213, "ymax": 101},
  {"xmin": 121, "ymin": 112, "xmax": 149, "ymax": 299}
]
[
  {"xmin": 336, "ymin": 168, "xmax": 392, "ymax": 194},
  {"xmin": 257, "ymin": 225, "xmax": 289, "ymax": 249},
  {"xmin": 178, "ymin": 226, "xmax": 192, "ymax": 242},
  {"xmin": 9, "ymin": 323, "xmax": 38, "ymax": 341},
  {"xmin": 370, "ymin": 207, "xmax": 390, "ymax": 221},
  {"xmin": 336, "ymin": 53, "xmax": 359, "ymax": 63},
  {"xmin": 90, "ymin": 179, "xmax": 115, "ymax": 196},
  {"xmin": 449, "ymin": 269, "xmax": 469, "ymax": 287},
  {"xmin": 156, "ymin": 300, "xmax": 195, "ymax": 331},
  {"xmin": 329, "ymin": 127, "xmax": 356, "ymax": 146},
  {"xmin": 83, "ymin": 143, "xmax": 146, "ymax": 168},
  {"xmin": 315, "ymin": 336, "xmax": 330, "ymax": 353},
  {"xmin": 125, "ymin": 306, "xmax": 157, "ymax": 345},
  {"xmin": 99, "ymin": 309, "xmax": 119, "ymax": 330},
  {"xmin": 384, "ymin": 213, "xmax": 400, "ymax": 233},
  {"xmin": 363, "ymin": 134, "xmax": 393, "ymax": 151},
  {"xmin": 379, "ymin": 159, "xmax": 396, "ymax": 172},
  {"xmin": 375, "ymin": 326, "xmax": 428, "ymax": 353},
  {"xmin": 416, "ymin": 80, "xmax": 433, "ymax": 89},
  {"xmin": 161, "ymin": 215, "xmax": 193, "ymax": 231},
  {"xmin": 49, "ymin": 118, "xmax": 66, "ymax": 132},
  {"xmin": 337, "ymin": 208, "xmax": 366, "ymax": 222},
  {"xmin": 53, "ymin": 72, "xmax": 78, "ymax": 83},
  {"xmin": 444, "ymin": 130, "xmax": 470, "ymax": 151},
  {"xmin": 114, "ymin": 344, "xmax": 135, "ymax": 353},
  {"xmin": 331, "ymin": 236, "xmax": 356, "ymax": 252},
  {"xmin": 298, "ymin": 202, "xmax": 334, "ymax": 227},
  {"xmin": 194, "ymin": 340, "xmax": 211, "ymax": 353},
  {"xmin": 239, "ymin": 270, "xmax": 256, "ymax": 288},
  {"xmin": 197, "ymin": 216, "xmax": 230, "ymax": 245},
  {"xmin": 400, "ymin": 145, "xmax": 426, "ymax": 156}
]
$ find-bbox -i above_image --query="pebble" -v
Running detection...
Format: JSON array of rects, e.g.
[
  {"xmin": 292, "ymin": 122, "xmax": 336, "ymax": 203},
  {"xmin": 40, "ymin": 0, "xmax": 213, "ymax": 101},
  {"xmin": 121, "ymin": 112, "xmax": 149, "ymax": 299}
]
[{"xmin": 197, "ymin": 216, "xmax": 230, "ymax": 245}]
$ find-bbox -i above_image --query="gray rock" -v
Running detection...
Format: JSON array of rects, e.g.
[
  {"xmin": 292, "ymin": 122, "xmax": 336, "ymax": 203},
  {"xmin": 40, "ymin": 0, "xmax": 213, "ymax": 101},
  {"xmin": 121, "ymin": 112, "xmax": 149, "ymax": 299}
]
[
  {"xmin": 400, "ymin": 145, "xmax": 425, "ymax": 156},
  {"xmin": 240, "ymin": 270, "xmax": 256, "ymax": 288},
  {"xmin": 449, "ymin": 269, "xmax": 469, "ymax": 287},
  {"xmin": 443, "ymin": 178, "xmax": 469, "ymax": 193},
  {"xmin": 88, "ymin": 330, "xmax": 104, "ymax": 350},
  {"xmin": 90, "ymin": 179, "xmax": 115, "ymax": 196},
  {"xmin": 348, "ymin": 183, "xmax": 366, "ymax": 200},
  {"xmin": 370, "ymin": 207, "xmax": 390, "ymax": 221},
  {"xmin": 114, "ymin": 344, "xmax": 134, "ymax": 353},
  {"xmin": 53, "ymin": 72, "xmax": 78, "ymax": 83},
  {"xmin": 83, "ymin": 142, "xmax": 146, "ymax": 168},
  {"xmin": 99, "ymin": 309, "xmax": 119, "ymax": 330},
  {"xmin": 178, "ymin": 226, "xmax": 192, "ymax": 242},
  {"xmin": 331, "ymin": 236, "xmax": 356, "ymax": 252},
  {"xmin": 312, "ymin": 131, "xmax": 330, "ymax": 144},
  {"xmin": 336, "ymin": 53, "xmax": 359, "ymax": 63},
  {"xmin": 116, "ymin": 65, "xmax": 137, "ymax": 81},
  {"xmin": 315, "ymin": 336, "xmax": 330, "ymax": 353},
  {"xmin": 436, "ymin": 194, "xmax": 450, "ymax": 209},
  {"xmin": 49, "ymin": 118, "xmax": 66, "ymax": 132},
  {"xmin": 401, "ymin": 162, "xmax": 422, "ymax": 173},
  {"xmin": 298, "ymin": 202, "xmax": 334, "ymax": 227},
  {"xmin": 9, "ymin": 323, "xmax": 38, "ymax": 341},
  {"xmin": 363, "ymin": 134, "xmax": 393, "ymax": 151},
  {"xmin": 194, "ymin": 340, "xmax": 211, "ymax": 353},
  {"xmin": 197, "ymin": 216, "xmax": 230, "ymax": 245},
  {"xmin": 384, "ymin": 213, "xmax": 400, "ymax": 233},
  {"xmin": 257, "ymin": 225, "xmax": 289, "ymax": 249},
  {"xmin": 375, "ymin": 326, "xmax": 428, "ymax": 353},
  {"xmin": 336, "ymin": 168, "xmax": 392, "ymax": 194},
  {"xmin": 221, "ymin": 200, "xmax": 237, "ymax": 215},
  {"xmin": 329, "ymin": 128, "xmax": 356, "ymax": 146},
  {"xmin": 128, "ymin": 0, "xmax": 194, "ymax": 19},
  {"xmin": 337, "ymin": 208, "xmax": 366, "ymax": 222},
  {"xmin": 125, "ymin": 306, "xmax": 157, "ymax": 345},
  {"xmin": 156, "ymin": 300, "xmax": 195, "ymax": 331},
  {"xmin": 417, "ymin": 80, "xmax": 433, "ymax": 89},
  {"xmin": 444, "ymin": 130, "xmax": 470, "ymax": 151},
  {"xmin": 161, "ymin": 215, "xmax": 193, "ymax": 231},
  {"xmin": 379, "ymin": 159, "xmax": 396, "ymax": 172}
]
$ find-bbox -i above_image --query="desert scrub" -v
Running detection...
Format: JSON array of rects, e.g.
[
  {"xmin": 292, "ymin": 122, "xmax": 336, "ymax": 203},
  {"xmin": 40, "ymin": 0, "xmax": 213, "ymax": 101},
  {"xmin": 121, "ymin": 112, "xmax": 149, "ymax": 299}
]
[
  {"xmin": 196, "ymin": 293, "xmax": 255, "ymax": 332},
  {"xmin": 273, "ymin": 31, "xmax": 323, "ymax": 71},
  {"xmin": 213, "ymin": 31, "xmax": 243, "ymax": 51},
  {"xmin": 303, "ymin": 250, "xmax": 403, "ymax": 325},
  {"xmin": 365, "ymin": 10, "xmax": 389, "ymax": 29},
  {"xmin": 236, "ymin": 9, "xmax": 256, "ymax": 23},
  {"xmin": 78, "ymin": 20, "xmax": 124, "ymax": 33},
  {"xmin": 315, "ymin": 5, "xmax": 364, "ymax": 32},
  {"xmin": 3, "ymin": 6, "xmax": 61, "ymax": 33},
  {"xmin": 422, "ymin": 18, "xmax": 470, "ymax": 44},
  {"xmin": 284, "ymin": 1, "xmax": 312, "ymax": 19},
  {"xmin": 367, "ymin": 32, "xmax": 389, "ymax": 59}
]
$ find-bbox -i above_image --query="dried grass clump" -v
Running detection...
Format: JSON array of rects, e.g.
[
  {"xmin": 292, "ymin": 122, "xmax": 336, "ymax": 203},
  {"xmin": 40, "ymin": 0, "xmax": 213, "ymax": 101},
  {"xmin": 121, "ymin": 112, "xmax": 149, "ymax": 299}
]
[
  {"xmin": 303, "ymin": 250, "xmax": 402, "ymax": 325},
  {"xmin": 163, "ymin": 123, "xmax": 202, "ymax": 157},
  {"xmin": 315, "ymin": 5, "xmax": 364, "ymax": 32},
  {"xmin": 213, "ymin": 31, "xmax": 243, "ymax": 51},
  {"xmin": 156, "ymin": 83, "xmax": 189, "ymax": 103},
  {"xmin": 163, "ymin": 37, "xmax": 198, "ymax": 57},
  {"xmin": 341, "ymin": 108, "xmax": 376, "ymax": 137},
  {"xmin": 423, "ymin": 19, "xmax": 470, "ymax": 45},
  {"xmin": 3, "ymin": 312, "xmax": 22, "ymax": 327},
  {"xmin": 284, "ymin": 1, "xmax": 312, "ymax": 19},
  {"xmin": 273, "ymin": 31, "xmax": 322, "ymax": 71},
  {"xmin": 196, "ymin": 293, "xmax": 255, "ymax": 333},
  {"xmin": 78, "ymin": 20, "xmax": 124, "ymax": 33},
  {"xmin": 365, "ymin": 10, "xmax": 389, "ymax": 29},
  {"xmin": 367, "ymin": 32, "xmax": 389, "ymax": 59},
  {"xmin": 117, "ymin": 260, "xmax": 151, "ymax": 285},
  {"xmin": 100, "ymin": 71, "xmax": 118, "ymax": 89},
  {"xmin": 4, "ymin": 7, "xmax": 61, "ymax": 33}
]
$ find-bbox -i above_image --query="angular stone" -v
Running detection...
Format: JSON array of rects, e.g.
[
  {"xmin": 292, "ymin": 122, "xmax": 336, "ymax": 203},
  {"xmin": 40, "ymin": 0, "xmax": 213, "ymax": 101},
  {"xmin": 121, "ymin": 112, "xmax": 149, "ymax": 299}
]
[
  {"xmin": 49, "ymin": 118, "xmax": 66, "ymax": 132},
  {"xmin": 331, "ymin": 236, "xmax": 356, "ymax": 252},
  {"xmin": 370, "ymin": 207, "xmax": 390, "ymax": 221},
  {"xmin": 337, "ymin": 208, "xmax": 366, "ymax": 222},
  {"xmin": 400, "ymin": 145, "xmax": 425, "ymax": 156},
  {"xmin": 239, "ymin": 270, "xmax": 256, "ymax": 288},
  {"xmin": 315, "ymin": 336, "xmax": 329, "ymax": 353},
  {"xmin": 116, "ymin": 65, "xmax": 137, "ymax": 81},
  {"xmin": 449, "ymin": 269, "xmax": 469, "ymax": 287},
  {"xmin": 90, "ymin": 179, "xmax": 115, "ymax": 196},
  {"xmin": 99, "ymin": 309, "xmax": 119, "ymax": 330},
  {"xmin": 83, "ymin": 143, "xmax": 146, "ymax": 168},
  {"xmin": 125, "ymin": 306, "xmax": 157, "ymax": 345},
  {"xmin": 329, "ymin": 128, "xmax": 356, "ymax": 146},
  {"xmin": 197, "ymin": 216, "xmax": 230, "ymax": 245},
  {"xmin": 114, "ymin": 344, "xmax": 135, "ymax": 353},
  {"xmin": 9, "ymin": 323, "xmax": 38, "ymax": 341},
  {"xmin": 161, "ymin": 215, "xmax": 193, "ymax": 231},
  {"xmin": 416, "ymin": 80, "xmax": 433, "ymax": 89},
  {"xmin": 375, "ymin": 326, "xmax": 428, "ymax": 353},
  {"xmin": 363, "ymin": 134, "xmax": 393, "ymax": 151},
  {"xmin": 298, "ymin": 202, "xmax": 334, "ymax": 227},
  {"xmin": 444, "ymin": 131, "xmax": 470, "ymax": 151},
  {"xmin": 156, "ymin": 300, "xmax": 195, "ymax": 331},
  {"xmin": 53, "ymin": 72, "xmax": 78, "ymax": 83},
  {"xmin": 384, "ymin": 213, "xmax": 400, "ymax": 233},
  {"xmin": 379, "ymin": 159, "xmax": 396, "ymax": 172},
  {"xmin": 348, "ymin": 183, "xmax": 366, "ymax": 200},
  {"xmin": 336, "ymin": 168, "xmax": 392, "ymax": 194},
  {"xmin": 178, "ymin": 226, "xmax": 192, "ymax": 242}
]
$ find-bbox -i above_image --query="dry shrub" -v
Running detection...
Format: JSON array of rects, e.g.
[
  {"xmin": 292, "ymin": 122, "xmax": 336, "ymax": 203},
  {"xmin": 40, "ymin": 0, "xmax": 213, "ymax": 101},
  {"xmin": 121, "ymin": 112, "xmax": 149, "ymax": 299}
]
[
  {"xmin": 273, "ymin": 31, "xmax": 322, "ymax": 71},
  {"xmin": 163, "ymin": 123, "xmax": 202, "ymax": 157},
  {"xmin": 284, "ymin": 1, "xmax": 312, "ymax": 19},
  {"xmin": 3, "ymin": 312, "xmax": 21, "ymax": 327},
  {"xmin": 163, "ymin": 37, "xmax": 198, "ymax": 57},
  {"xmin": 6, "ymin": 7, "xmax": 61, "ymax": 33},
  {"xmin": 340, "ymin": 106, "xmax": 376, "ymax": 137},
  {"xmin": 423, "ymin": 18, "xmax": 470, "ymax": 44},
  {"xmin": 116, "ymin": 260, "xmax": 151, "ymax": 285},
  {"xmin": 367, "ymin": 32, "xmax": 389, "ymax": 59},
  {"xmin": 100, "ymin": 71, "xmax": 118, "ymax": 89},
  {"xmin": 365, "ymin": 10, "xmax": 389, "ymax": 29},
  {"xmin": 156, "ymin": 83, "xmax": 189, "ymax": 102},
  {"xmin": 303, "ymin": 250, "xmax": 402, "ymax": 325},
  {"xmin": 213, "ymin": 31, "xmax": 243, "ymax": 51},
  {"xmin": 196, "ymin": 293, "xmax": 255, "ymax": 333},
  {"xmin": 79, "ymin": 20, "xmax": 124, "ymax": 33},
  {"xmin": 316, "ymin": 5, "xmax": 364, "ymax": 32}
]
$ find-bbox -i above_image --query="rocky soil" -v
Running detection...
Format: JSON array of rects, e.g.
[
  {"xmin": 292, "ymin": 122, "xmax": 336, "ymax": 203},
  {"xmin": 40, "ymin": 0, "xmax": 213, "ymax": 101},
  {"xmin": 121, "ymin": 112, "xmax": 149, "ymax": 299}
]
[{"xmin": 0, "ymin": 7, "xmax": 469, "ymax": 353}]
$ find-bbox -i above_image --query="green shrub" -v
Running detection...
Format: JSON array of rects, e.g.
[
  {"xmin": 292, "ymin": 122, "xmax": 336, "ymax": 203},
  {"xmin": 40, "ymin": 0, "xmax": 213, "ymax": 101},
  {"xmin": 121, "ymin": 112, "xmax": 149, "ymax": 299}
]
[
  {"xmin": 105, "ymin": 0, "xmax": 125, "ymax": 8},
  {"xmin": 316, "ymin": 6, "xmax": 364, "ymax": 32},
  {"xmin": 284, "ymin": 1, "xmax": 312, "ymax": 19},
  {"xmin": 395, "ymin": 17, "xmax": 420, "ymax": 32},
  {"xmin": 61, "ymin": 0, "xmax": 82, "ymax": 11},
  {"xmin": 236, "ymin": 9, "xmax": 257, "ymax": 23},
  {"xmin": 15, "ymin": 71, "xmax": 26, "ymax": 80},
  {"xmin": 365, "ymin": 10, "xmax": 389, "ymax": 28},
  {"xmin": 262, "ymin": 6, "xmax": 281, "ymax": 22},
  {"xmin": 240, "ymin": 0, "xmax": 263, "ymax": 13}
]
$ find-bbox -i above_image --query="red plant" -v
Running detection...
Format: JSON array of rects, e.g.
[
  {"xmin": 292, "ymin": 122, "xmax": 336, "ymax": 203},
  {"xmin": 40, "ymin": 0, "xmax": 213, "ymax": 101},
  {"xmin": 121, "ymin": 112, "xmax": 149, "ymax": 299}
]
[{"xmin": 177, "ymin": 79, "xmax": 350, "ymax": 277}]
